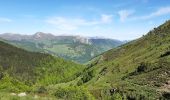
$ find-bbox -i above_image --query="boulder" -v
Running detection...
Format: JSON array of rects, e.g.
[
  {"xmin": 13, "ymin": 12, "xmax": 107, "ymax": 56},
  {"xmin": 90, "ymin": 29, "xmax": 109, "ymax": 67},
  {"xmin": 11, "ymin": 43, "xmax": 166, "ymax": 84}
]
[{"xmin": 18, "ymin": 92, "xmax": 26, "ymax": 97}]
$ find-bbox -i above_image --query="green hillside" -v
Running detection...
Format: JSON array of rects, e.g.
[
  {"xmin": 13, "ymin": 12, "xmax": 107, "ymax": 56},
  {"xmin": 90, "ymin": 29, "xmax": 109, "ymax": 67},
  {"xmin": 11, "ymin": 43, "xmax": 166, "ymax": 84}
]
[
  {"xmin": 1, "ymin": 21, "xmax": 170, "ymax": 99},
  {"xmin": 72, "ymin": 20, "xmax": 170, "ymax": 99},
  {"xmin": 0, "ymin": 40, "xmax": 85, "ymax": 92}
]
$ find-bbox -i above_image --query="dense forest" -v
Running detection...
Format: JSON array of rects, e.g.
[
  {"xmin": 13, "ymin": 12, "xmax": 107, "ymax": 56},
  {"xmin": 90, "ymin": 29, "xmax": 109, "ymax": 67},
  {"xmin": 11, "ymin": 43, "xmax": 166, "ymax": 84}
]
[{"xmin": 0, "ymin": 40, "xmax": 84, "ymax": 92}]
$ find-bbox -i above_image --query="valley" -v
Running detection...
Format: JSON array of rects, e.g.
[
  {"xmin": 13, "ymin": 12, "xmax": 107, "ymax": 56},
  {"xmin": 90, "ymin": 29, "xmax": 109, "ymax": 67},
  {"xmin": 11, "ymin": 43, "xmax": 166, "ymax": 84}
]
[
  {"xmin": 0, "ymin": 20, "xmax": 170, "ymax": 99},
  {"xmin": 0, "ymin": 33, "xmax": 124, "ymax": 63}
]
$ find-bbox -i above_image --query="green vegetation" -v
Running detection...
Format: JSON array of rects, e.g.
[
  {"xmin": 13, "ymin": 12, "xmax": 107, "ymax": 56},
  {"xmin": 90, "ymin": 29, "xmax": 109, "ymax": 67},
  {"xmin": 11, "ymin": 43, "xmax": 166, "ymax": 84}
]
[
  {"xmin": 54, "ymin": 86, "xmax": 94, "ymax": 100},
  {"xmin": 0, "ymin": 40, "xmax": 84, "ymax": 85},
  {"xmin": 0, "ymin": 40, "xmax": 89, "ymax": 99},
  {"xmin": 73, "ymin": 20, "xmax": 170, "ymax": 99},
  {"xmin": 1, "ymin": 20, "xmax": 170, "ymax": 99}
]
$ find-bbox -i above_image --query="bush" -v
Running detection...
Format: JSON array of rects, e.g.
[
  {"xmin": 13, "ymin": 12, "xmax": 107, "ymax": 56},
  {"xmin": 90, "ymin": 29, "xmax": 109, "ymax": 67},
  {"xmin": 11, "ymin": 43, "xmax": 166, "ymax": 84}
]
[
  {"xmin": 137, "ymin": 62, "xmax": 148, "ymax": 73},
  {"xmin": 0, "ymin": 74, "xmax": 31, "ymax": 92},
  {"xmin": 0, "ymin": 73, "xmax": 3, "ymax": 80},
  {"xmin": 54, "ymin": 86, "xmax": 95, "ymax": 100},
  {"xmin": 161, "ymin": 92, "xmax": 170, "ymax": 100},
  {"xmin": 81, "ymin": 70, "xmax": 95, "ymax": 83},
  {"xmin": 77, "ymin": 79, "xmax": 84, "ymax": 86},
  {"xmin": 160, "ymin": 51, "xmax": 170, "ymax": 58},
  {"xmin": 111, "ymin": 93, "xmax": 122, "ymax": 100},
  {"xmin": 37, "ymin": 86, "xmax": 47, "ymax": 93}
]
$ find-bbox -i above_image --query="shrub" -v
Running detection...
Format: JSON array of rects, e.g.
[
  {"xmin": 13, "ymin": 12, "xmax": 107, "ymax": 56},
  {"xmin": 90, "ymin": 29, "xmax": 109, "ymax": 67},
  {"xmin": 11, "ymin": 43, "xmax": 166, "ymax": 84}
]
[
  {"xmin": 160, "ymin": 51, "xmax": 170, "ymax": 58},
  {"xmin": 77, "ymin": 79, "xmax": 84, "ymax": 86},
  {"xmin": 54, "ymin": 86, "xmax": 95, "ymax": 100},
  {"xmin": 81, "ymin": 70, "xmax": 95, "ymax": 83},
  {"xmin": 0, "ymin": 73, "xmax": 3, "ymax": 80},
  {"xmin": 161, "ymin": 92, "xmax": 170, "ymax": 100},
  {"xmin": 137, "ymin": 62, "xmax": 148, "ymax": 73},
  {"xmin": 111, "ymin": 93, "xmax": 122, "ymax": 100},
  {"xmin": 37, "ymin": 86, "xmax": 47, "ymax": 93}
]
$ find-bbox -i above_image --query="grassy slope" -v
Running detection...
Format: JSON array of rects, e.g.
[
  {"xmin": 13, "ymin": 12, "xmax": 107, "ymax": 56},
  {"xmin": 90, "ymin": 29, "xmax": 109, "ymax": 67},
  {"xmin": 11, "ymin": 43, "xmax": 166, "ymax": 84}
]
[{"xmin": 75, "ymin": 20, "xmax": 170, "ymax": 99}]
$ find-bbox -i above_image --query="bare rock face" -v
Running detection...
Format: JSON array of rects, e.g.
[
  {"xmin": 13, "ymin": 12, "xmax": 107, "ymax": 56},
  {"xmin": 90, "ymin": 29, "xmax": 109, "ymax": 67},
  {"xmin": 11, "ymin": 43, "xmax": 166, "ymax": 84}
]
[
  {"xmin": 75, "ymin": 36, "xmax": 90, "ymax": 44},
  {"xmin": 32, "ymin": 32, "xmax": 55, "ymax": 40}
]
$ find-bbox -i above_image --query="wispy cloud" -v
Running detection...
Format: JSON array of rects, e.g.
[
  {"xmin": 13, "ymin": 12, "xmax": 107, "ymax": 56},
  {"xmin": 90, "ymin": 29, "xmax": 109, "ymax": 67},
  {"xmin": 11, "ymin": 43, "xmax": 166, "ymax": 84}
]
[
  {"xmin": 101, "ymin": 14, "xmax": 113, "ymax": 23},
  {"xmin": 118, "ymin": 10, "xmax": 134, "ymax": 22},
  {"xmin": 118, "ymin": 6, "xmax": 170, "ymax": 22},
  {"xmin": 45, "ymin": 14, "xmax": 113, "ymax": 30},
  {"xmin": 0, "ymin": 17, "xmax": 12, "ymax": 23},
  {"xmin": 132, "ymin": 6, "xmax": 170, "ymax": 20}
]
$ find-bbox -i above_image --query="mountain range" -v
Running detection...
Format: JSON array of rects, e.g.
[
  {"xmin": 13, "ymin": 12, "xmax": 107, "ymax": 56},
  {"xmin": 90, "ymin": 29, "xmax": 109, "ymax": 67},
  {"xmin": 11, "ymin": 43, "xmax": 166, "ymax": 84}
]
[{"xmin": 0, "ymin": 32, "xmax": 124, "ymax": 63}]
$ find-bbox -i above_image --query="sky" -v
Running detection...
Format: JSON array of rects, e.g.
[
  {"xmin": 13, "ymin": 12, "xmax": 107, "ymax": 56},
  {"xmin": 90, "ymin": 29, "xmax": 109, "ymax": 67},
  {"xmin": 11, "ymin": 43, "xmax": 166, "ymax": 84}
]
[{"xmin": 0, "ymin": 0, "xmax": 170, "ymax": 40}]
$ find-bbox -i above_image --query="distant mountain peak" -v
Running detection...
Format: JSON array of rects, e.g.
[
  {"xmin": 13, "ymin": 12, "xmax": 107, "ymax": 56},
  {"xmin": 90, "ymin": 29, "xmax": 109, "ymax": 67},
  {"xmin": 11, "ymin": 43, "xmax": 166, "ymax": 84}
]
[
  {"xmin": 34, "ymin": 32, "xmax": 44, "ymax": 37},
  {"xmin": 33, "ymin": 32, "xmax": 55, "ymax": 39},
  {"xmin": 74, "ymin": 36, "xmax": 90, "ymax": 44}
]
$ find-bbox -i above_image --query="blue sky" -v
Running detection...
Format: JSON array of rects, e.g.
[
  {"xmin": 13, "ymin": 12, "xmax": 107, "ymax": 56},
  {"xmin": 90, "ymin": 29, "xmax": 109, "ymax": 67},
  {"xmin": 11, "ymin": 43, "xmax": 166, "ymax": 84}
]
[{"xmin": 0, "ymin": 0, "xmax": 170, "ymax": 40}]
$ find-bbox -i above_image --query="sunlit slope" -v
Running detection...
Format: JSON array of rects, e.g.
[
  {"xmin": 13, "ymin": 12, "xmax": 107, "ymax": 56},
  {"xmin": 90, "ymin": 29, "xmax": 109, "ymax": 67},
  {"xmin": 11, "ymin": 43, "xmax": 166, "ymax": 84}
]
[{"xmin": 78, "ymin": 20, "xmax": 170, "ymax": 99}]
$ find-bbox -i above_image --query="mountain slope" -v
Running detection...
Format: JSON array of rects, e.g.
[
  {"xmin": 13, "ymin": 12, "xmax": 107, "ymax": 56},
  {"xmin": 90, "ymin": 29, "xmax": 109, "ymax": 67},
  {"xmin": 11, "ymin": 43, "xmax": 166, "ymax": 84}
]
[
  {"xmin": 0, "ymin": 33, "xmax": 124, "ymax": 63},
  {"xmin": 0, "ymin": 40, "xmax": 84, "ymax": 92},
  {"xmin": 1, "ymin": 20, "xmax": 170, "ymax": 99},
  {"xmin": 75, "ymin": 20, "xmax": 170, "ymax": 99}
]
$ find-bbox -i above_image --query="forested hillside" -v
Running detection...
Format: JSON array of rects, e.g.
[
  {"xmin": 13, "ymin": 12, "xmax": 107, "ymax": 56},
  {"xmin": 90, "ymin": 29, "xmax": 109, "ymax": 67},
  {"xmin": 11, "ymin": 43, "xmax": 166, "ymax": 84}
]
[{"xmin": 0, "ymin": 40, "xmax": 84, "ymax": 92}]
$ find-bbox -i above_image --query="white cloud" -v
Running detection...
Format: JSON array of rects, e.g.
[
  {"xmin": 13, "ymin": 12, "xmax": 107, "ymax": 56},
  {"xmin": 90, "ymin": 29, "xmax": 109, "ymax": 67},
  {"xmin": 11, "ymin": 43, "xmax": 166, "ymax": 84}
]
[
  {"xmin": 0, "ymin": 17, "xmax": 12, "ymax": 23},
  {"xmin": 133, "ymin": 6, "xmax": 170, "ymax": 20},
  {"xmin": 101, "ymin": 14, "xmax": 113, "ymax": 23},
  {"xmin": 118, "ymin": 10, "xmax": 134, "ymax": 22},
  {"xmin": 118, "ymin": 7, "xmax": 170, "ymax": 22},
  {"xmin": 45, "ymin": 14, "xmax": 113, "ymax": 30},
  {"xmin": 46, "ymin": 17, "xmax": 79, "ymax": 30}
]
